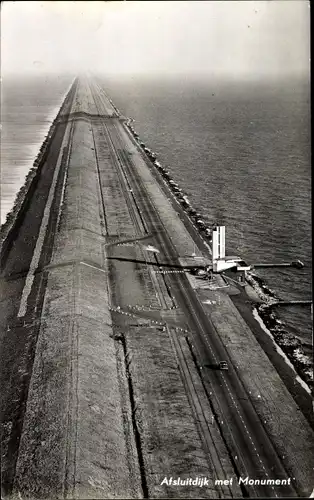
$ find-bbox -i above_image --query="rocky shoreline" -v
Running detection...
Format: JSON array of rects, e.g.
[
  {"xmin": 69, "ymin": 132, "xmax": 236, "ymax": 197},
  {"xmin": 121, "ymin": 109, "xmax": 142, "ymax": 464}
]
[
  {"xmin": 124, "ymin": 114, "xmax": 313, "ymax": 393},
  {"xmin": 1, "ymin": 81, "xmax": 311, "ymax": 391}
]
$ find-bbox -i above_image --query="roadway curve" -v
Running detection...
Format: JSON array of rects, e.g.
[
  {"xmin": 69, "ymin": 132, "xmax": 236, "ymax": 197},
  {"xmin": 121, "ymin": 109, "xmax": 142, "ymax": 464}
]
[
  {"xmin": 89, "ymin": 78, "xmax": 299, "ymax": 498},
  {"xmin": 1, "ymin": 76, "xmax": 312, "ymax": 498}
]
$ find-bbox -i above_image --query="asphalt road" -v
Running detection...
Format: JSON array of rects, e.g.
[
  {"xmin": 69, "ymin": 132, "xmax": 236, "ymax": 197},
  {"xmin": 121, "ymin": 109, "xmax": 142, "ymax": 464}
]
[
  {"xmin": 0, "ymin": 77, "xmax": 309, "ymax": 498},
  {"xmin": 89, "ymin": 86, "xmax": 298, "ymax": 498}
]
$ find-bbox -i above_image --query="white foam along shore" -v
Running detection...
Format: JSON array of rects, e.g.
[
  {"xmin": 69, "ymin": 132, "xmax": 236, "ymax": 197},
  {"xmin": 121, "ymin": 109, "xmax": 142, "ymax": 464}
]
[
  {"xmin": 0, "ymin": 78, "xmax": 75, "ymax": 248},
  {"xmin": 122, "ymin": 115, "xmax": 313, "ymax": 392},
  {"xmin": 24, "ymin": 80, "xmax": 310, "ymax": 401},
  {"xmin": 246, "ymin": 271, "xmax": 278, "ymax": 304},
  {"xmin": 247, "ymin": 270, "xmax": 312, "ymax": 381},
  {"xmin": 252, "ymin": 308, "xmax": 312, "ymax": 395}
]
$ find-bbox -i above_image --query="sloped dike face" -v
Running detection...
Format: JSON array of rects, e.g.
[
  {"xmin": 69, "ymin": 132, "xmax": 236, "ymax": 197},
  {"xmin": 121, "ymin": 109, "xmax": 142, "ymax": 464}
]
[
  {"xmin": 1, "ymin": 75, "xmax": 313, "ymax": 500},
  {"xmin": 2, "ymin": 78, "xmax": 141, "ymax": 500}
]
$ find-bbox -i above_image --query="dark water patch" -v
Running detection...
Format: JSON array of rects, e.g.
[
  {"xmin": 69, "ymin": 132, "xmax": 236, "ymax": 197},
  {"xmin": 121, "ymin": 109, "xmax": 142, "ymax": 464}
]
[
  {"xmin": 1, "ymin": 74, "xmax": 311, "ymax": 384},
  {"xmin": 98, "ymin": 75, "xmax": 311, "ymax": 382}
]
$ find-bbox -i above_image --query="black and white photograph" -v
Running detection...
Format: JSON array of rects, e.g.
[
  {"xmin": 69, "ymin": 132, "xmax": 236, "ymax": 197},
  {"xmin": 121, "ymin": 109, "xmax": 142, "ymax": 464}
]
[{"xmin": 0, "ymin": 1, "xmax": 312, "ymax": 498}]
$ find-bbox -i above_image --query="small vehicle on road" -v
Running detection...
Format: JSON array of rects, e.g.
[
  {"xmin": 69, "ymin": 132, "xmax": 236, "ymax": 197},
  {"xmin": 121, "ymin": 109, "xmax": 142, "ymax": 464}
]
[
  {"xmin": 188, "ymin": 267, "xmax": 212, "ymax": 280},
  {"xmin": 203, "ymin": 361, "xmax": 229, "ymax": 371},
  {"xmin": 218, "ymin": 361, "xmax": 228, "ymax": 370}
]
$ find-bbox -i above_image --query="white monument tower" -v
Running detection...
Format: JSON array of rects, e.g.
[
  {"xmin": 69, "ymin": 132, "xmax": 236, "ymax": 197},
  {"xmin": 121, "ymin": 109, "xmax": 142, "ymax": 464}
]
[{"xmin": 212, "ymin": 226, "xmax": 244, "ymax": 273}]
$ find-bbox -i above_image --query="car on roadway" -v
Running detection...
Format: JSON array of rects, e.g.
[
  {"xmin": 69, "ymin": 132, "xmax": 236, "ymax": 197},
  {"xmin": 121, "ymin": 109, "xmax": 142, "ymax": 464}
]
[
  {"xmin": 203, "ymin": 361, "xmax": 229, "ymax": 371},
  {"xmin": 219, "ymin": 361, "xmax": 228, "ymax": 370}
]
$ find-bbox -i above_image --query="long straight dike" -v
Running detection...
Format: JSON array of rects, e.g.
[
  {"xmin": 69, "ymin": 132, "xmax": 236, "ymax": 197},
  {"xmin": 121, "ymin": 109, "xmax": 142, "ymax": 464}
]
[
  {"xmin": 0, "ymin": 75, "xmax": 313, "ymax": 499},
  {"xmin": 0, "ymin": 78, "xmax": 77, "ymax": 496}
]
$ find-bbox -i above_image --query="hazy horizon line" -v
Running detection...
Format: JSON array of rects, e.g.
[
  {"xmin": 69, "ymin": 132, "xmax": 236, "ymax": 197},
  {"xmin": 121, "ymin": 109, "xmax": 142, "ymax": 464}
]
[{"xmin": 1, "ymin": 69, "xmax": 309, "ymax": 82}]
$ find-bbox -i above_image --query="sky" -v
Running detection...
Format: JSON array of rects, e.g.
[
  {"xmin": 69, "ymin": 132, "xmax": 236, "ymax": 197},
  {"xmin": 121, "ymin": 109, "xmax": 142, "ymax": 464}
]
[{"xmin": 1, "ymin": 0, "xmax": 310, "ymax": 79}]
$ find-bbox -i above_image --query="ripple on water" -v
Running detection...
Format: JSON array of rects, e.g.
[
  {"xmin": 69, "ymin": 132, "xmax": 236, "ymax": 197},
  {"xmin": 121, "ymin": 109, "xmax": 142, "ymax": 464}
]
[{"xmin": 1, "ymin": 74, "xmax": 73, "ymax": 225}]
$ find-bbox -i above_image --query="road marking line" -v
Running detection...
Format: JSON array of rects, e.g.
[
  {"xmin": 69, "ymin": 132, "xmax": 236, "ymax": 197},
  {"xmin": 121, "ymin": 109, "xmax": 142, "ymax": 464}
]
[
  {"xmin": 104, "ymin": 117, "xmax": 277, "ymax": 493},
  {"xmin": 79, "ymin": 261, "xmax": 107, "ymax": 273},
  {"xmin": 196, "ymin": 312, "xmax": 276, "ymax": 486},
  {"xmin": 17, "ymin": 122, "xmax": 72, "ymax": 318}
]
